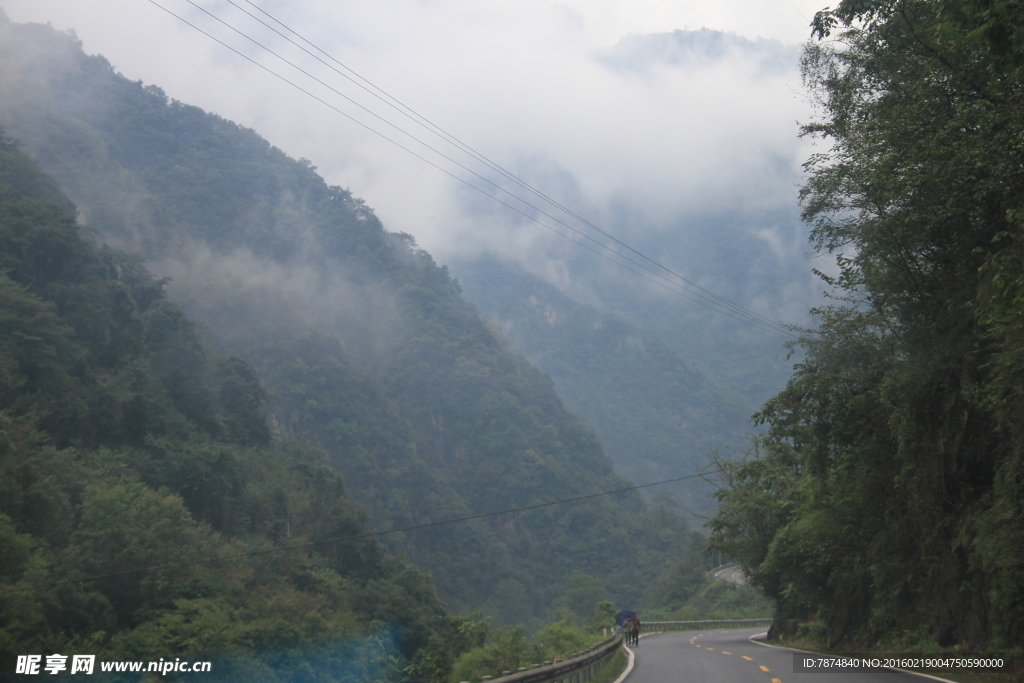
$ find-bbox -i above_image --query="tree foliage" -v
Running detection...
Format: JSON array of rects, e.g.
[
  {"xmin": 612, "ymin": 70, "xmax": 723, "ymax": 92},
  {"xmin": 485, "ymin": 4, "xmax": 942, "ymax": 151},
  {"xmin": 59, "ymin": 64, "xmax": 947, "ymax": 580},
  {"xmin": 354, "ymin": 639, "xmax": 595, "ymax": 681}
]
[
  {"xmin": 710, "ymin": 0, "xmax": 1024, "ymax": 650},
  {"xmin": 452, "ymin": 254, "xmax": 752, "ymax": 516},
  {"xmin": 0, "ymin": 132, "xmax": 444, "ymax": 680},
  {"xmin": 0, "ymin": 12, "xmax": 700, "ymax": 627}
]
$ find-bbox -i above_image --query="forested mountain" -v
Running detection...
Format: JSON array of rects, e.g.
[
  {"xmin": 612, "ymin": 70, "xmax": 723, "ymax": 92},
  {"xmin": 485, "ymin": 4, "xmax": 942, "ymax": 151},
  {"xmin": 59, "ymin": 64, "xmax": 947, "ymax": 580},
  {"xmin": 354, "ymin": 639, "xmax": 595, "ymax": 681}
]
[
  {"xmin": 438, "ymin": 28, "xmax": 815, "ymax": 418},
  {"xmin": 711, "ymin": 0, "xmax": 1024, "ymax": 654},
  {"xmin": 0, "ymin": 132, "xmax": 444, "ymax": 680},
  {"xmin": 0, "ymin": 12, "xmax": 698, "ymax": 626},
  {"xmin": 452, "ymin": 254, "xmax": 754, "ymax": 515}
]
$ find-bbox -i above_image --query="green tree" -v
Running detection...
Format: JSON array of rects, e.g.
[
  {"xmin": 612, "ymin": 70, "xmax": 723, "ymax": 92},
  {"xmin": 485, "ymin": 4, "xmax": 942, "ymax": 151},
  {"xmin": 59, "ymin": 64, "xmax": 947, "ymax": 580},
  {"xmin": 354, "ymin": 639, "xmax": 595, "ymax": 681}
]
[
  {"xmin": 555, "ymin": 571, "xmax": 609, "ymax": 626},
  {"xmin": 0, "ymin": 130, "xmax": 447, "ymax": 680},
  {"xmin": 212, "ymin": 355, "xmax": 270, "ymax": 445},
  {"xmin": 711, "ymin": 0, "xmax": 1024, "ymax": 650},
  {"xmin": 404, "ymin": 614, "xmax": 490, "ymax": 683},
  {"xmin": 0, "ymin": 10, "xmax": 699, "ymax": 631}
]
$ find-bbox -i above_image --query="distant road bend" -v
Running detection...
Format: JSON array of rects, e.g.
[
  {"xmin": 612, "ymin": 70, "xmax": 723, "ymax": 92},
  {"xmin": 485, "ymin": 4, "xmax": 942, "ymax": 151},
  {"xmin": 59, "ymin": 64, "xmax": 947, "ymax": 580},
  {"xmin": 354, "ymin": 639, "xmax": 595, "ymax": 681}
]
[
  {"xmin": 624, "ymin": 627, "xmax": 953, "ymax": 683},
  {"xmin": 713, "ymin": 564, "xmax": 747, "ymax": 586}
]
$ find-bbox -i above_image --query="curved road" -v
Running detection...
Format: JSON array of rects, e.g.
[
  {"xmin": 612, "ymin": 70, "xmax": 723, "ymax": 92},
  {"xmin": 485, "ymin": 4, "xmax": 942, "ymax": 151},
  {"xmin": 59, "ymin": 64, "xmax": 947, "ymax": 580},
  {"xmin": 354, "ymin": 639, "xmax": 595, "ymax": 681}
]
[
  {"xmin": 624, "ymin": 627, "xmax": 951, "ymax": 683},
  {"xmin": 713, "ymin": 565, "xmax": 746, "ymax": 586}
]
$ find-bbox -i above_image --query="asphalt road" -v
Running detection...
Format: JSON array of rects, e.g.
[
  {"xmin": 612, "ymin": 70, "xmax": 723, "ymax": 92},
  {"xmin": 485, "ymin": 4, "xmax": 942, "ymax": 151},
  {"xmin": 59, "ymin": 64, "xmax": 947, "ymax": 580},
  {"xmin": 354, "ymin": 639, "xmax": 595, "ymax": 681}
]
[
  {"xmin": 624, "ymin": 627, "xmax": 951, "ymax": 683},
  {"xmin": 713, "ymin": 565, "xmax": 747, "ymax": 586}
]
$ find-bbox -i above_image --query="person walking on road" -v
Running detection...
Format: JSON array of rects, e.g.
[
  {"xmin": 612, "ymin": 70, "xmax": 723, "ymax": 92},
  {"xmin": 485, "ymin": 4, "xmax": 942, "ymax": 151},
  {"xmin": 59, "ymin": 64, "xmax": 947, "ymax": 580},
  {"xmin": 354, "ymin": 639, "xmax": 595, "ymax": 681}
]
[
  {"xmin": 615, "ymin": 610, "xmax": 639, "ymax": 646},
  {"xmin": 631, "ymin": 616, "xmax": 641, "ymax": 646}
]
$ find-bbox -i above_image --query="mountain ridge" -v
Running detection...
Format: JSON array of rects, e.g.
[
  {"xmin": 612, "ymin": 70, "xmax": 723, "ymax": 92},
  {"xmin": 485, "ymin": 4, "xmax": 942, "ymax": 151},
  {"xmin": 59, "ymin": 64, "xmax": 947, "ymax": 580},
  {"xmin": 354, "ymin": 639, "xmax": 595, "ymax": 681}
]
[
  {"xmin": 451, "ymin": 252, "xmax": 756, "ymax": 515},
  {"xmin": 0, "ymin": 12, "xmax": 699, "ymax": 625}
]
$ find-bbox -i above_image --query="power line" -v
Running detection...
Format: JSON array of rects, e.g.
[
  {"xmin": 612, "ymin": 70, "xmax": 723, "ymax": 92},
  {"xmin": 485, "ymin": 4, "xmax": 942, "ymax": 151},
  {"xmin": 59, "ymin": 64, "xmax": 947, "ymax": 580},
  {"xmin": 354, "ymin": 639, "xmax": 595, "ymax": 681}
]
[
  {"xmin": 146, "ymin": 0, "xmax": 796, "ymax": 337},
  {"xmin": 178, "ymin": 0, "xmax": 792, "ymax": 337},
  {"xmin": 146, "ymin": 0, "xmax": 795, "ymax": 338},
  {"xmin": 159, "ymin": 0, "xmax": 795, "ymax": 337},
  {"xmin": 8, "ymin": 470, "xmax": 716, "ymax": 595},
  {"xmin": 227, "ymin": 0, "xmax": 793, "ymax": 335},
  {"xmin": 145, "ymin": 1, "xmax": 792, "ymax": 338}
]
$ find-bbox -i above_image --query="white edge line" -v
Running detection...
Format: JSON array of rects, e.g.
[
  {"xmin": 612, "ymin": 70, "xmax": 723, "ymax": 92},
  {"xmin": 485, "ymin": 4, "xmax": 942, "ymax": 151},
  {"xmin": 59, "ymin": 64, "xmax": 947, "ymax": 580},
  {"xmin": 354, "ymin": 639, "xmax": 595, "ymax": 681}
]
[
  {"xmin": 745, "ymin": 632, "xmax": 959, "ymax": 683},
  {"xmin": 612, "ymin": 642, "xmax": 635, "ymax": 683},
  {"xmin": 614, "ymin": 632, "xmax": 657, "ymax": 683}
]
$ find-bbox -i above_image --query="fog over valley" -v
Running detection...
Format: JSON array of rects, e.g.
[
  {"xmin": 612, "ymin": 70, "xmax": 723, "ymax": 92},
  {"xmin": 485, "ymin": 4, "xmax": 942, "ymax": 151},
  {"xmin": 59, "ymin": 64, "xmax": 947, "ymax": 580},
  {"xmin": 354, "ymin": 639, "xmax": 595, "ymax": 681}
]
[
  {"xmin": 11, "ymin": 0, "xmax": 1018, "ymax": 679},
  {"xmin": 4, "ymin": 0, "xmax": 824, "ymax": 316},
  {"xmin": 2, "ymin": 0, "xmax": 828, "ymax": 513}
]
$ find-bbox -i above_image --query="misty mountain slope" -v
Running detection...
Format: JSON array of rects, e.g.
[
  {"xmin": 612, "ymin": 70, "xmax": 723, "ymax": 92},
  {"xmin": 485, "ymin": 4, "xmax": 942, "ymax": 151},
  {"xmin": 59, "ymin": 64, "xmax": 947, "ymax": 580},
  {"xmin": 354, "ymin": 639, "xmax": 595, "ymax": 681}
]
[
  {"xmin": 451, "ymin": 254, "xmax": 755, "ymax": 514},
  {"xmin": 466, "ymin": 202, "xmax": 809, "ymax": 411},
  {"xmin": 0, "ymin": 131, "xmax": 446, "ymax": 680},
  {"xmin": 0, "ymin": 14, "xmax": 698, "ymax": 622},
  {"xmin": 431, "ymin": 27, "xmax": 813, "ymax": 412}
]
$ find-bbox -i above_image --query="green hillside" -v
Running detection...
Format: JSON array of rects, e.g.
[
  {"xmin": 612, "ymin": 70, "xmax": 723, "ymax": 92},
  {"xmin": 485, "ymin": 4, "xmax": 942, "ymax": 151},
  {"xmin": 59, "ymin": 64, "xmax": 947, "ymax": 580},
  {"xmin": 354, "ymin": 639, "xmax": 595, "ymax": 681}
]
[
  {"xmin": 452, "ymin": 253, "xmax": 755, "ymax": 515},
  {"xmin": 0, "ymin": 131, "xmax": 443, "ymax": 680},
  {"xmin": 0, "ymin": 12, "xmax": 697, "ymax": 626},
  {"xmin": 710, "ymin": 0, "xmax": 1024, "ymax": 654}
]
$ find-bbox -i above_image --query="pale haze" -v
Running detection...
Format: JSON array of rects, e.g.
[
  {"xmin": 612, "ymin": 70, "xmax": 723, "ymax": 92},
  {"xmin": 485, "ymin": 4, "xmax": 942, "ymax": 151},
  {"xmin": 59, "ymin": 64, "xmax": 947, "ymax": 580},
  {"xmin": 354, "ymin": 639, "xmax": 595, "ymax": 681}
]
[{"xmin": 2, "ymin": 0, "xmax": 824, "ymax": 287}]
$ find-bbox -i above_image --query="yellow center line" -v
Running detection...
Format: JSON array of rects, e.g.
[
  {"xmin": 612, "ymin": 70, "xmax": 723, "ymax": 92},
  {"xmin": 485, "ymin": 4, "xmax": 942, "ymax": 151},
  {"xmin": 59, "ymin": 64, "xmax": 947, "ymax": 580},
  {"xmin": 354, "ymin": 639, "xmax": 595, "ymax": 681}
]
[
  {"xmin": 742, "ymin": 656, "xmax": 753, "ymax": 661},
  {"xmin": 706, "ymin": 648, "xmax": 714, "ymax": 651},
  {"xmin": 772, "ymin": 679, "xmax": 783, "ymax": 683},
  {"xmin": 759, "ymin": 665, "xmax": 771, "ymax": 672},
  {"xmin": 721, "ymin": 651, "xmax": 732, "ymax": 655}
]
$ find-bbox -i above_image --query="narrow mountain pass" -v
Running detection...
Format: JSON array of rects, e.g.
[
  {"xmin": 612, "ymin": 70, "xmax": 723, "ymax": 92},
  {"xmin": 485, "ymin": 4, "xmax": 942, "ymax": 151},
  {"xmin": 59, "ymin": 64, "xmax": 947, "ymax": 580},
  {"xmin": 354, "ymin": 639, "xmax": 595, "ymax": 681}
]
[{"xmin": 625, "ymin": 627, "xmax": 950, "ymax": 683}]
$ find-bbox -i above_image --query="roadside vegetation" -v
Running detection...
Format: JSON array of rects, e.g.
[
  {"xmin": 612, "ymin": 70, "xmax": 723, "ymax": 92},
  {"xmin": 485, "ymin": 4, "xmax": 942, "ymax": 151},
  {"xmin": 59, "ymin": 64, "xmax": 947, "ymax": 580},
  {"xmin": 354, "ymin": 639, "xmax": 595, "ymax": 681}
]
[
  {"xmin": 709, "ymin": 0, "xmax": 1024, "ymax": 661},
  {"xmin": 406, "ymin": 614, "xmax": 614, "ymax": 683},
  {"xmin": 642, "ymin": 547, "xmax": 773, "ymax": 621},
  {"xmin": 410, "ymin": 558, "xmax": 774, "ymax": 683}
]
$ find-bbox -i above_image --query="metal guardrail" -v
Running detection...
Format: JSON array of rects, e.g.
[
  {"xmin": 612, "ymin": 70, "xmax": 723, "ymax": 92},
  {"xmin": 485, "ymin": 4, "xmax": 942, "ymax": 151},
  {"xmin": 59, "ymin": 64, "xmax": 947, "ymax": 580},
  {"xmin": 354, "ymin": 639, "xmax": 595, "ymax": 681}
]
[
  {"xmin": 644, "ymin": 618, "xmax": 773, "ymax": 631},
  {"xmin": 462, "ymin": 634, "xmax": 623, "ymax": 683},
  {"xmin": 457, "ymin": 618, "xmax": 772, "ymax": 682}
]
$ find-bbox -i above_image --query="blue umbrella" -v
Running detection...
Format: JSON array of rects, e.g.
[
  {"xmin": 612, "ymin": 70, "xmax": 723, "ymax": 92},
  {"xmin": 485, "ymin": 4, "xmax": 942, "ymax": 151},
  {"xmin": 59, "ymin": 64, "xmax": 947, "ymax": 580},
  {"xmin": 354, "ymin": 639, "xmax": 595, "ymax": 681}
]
[{"xmin": 614, "ymin": 610, "xmax": 636, "ymax": 627}]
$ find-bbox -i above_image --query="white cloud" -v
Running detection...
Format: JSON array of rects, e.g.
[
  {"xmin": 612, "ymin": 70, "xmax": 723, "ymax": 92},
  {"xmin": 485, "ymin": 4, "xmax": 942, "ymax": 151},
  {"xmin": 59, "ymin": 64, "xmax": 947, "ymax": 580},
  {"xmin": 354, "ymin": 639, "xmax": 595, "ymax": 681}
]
[{"xmin": 2, "ymin": 0, "xmax": 821, "ymax": 294}]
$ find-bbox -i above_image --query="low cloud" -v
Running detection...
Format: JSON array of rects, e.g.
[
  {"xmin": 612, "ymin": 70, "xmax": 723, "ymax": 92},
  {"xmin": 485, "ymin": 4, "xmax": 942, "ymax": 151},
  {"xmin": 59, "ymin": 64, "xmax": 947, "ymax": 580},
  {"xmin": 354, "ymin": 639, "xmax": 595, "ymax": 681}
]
[{"xmin": 4, "ymin": 0, "xmax": 826, "ymax": 323}]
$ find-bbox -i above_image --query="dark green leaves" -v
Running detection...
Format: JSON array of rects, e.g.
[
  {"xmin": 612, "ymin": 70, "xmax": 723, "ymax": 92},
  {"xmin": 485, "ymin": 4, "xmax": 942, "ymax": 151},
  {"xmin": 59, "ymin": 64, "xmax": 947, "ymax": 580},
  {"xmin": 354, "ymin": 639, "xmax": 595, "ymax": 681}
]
[{"xmin": 712, "ymin": 0, "xmax": 1024, "ymax": 650}]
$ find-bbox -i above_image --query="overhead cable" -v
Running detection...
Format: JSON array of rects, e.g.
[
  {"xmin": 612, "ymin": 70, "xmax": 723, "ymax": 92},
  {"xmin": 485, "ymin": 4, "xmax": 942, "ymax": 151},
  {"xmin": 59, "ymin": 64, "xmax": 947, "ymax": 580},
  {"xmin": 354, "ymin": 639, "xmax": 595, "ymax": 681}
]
[
  {"xmin": 148, "ymin": 0, "xmax": 797, "ymax": 338},
  {"xmin": 178, "ymin": 0, "xmax": 792, "ymax": 337},
  {"xmin": 146, "ymin": 0, "xmax": 791, "ymax": 337},
  {"xmin": 229, "ymin": 0, "xmax": 792, "ymax": 334}
]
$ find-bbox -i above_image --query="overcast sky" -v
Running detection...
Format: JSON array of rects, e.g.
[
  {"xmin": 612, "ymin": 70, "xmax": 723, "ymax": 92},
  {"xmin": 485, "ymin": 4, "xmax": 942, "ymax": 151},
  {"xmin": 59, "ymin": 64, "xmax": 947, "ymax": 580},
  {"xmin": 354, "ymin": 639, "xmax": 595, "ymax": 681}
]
[{"xmin": 2, "ymin": 0, "xmax": 826, "ymax": 277}]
